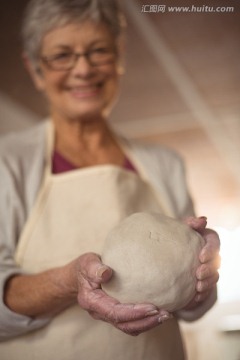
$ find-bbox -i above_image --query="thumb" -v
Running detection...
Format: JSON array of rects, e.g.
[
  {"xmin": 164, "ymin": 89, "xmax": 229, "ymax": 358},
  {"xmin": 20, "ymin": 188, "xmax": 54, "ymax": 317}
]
[
  {"xmin": 80, "ymin": 252, "xmax": 113, "ymax": 283},
  {"xmin": 184, "ymin": 216, "xmax": 207, "ymax": 234},
  {"xmin": 96, "ymin": 264, "xmax": 113, "ymax": 283}
]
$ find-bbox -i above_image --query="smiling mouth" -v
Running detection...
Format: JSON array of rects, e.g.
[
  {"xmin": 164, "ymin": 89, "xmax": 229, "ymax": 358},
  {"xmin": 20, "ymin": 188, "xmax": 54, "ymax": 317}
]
[{"xmin": 69, "ymin": 82, "xmax": 103, "ymax": 98}]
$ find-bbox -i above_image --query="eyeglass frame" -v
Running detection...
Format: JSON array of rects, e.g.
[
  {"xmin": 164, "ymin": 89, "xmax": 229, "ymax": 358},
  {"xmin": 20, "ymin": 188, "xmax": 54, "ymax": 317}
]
[{"xmin": 40, "ymin": 47, "xmax": 117, "ymax": 71}]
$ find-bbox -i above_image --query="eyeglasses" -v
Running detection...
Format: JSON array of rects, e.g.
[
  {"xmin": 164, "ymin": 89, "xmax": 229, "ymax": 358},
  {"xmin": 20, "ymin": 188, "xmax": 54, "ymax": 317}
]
[{"xmin": 40, "ymin": 47, "xmax": 116, "ymax": 71}]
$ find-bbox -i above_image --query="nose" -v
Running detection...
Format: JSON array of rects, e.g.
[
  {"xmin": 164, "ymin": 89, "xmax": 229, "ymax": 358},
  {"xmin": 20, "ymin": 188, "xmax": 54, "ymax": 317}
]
[{"xmin": 71, "ymin": 55, "xmax": 94, "ymax": 77}]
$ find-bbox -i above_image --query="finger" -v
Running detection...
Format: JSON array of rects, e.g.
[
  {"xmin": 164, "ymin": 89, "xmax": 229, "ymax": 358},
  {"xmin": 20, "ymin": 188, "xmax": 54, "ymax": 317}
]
[
  {"xmin": 96, "ymin": 298, "xmax": 161, "ymax": 324},
  {"xmin": 193, "ymin": 290, "xmax": 210, "ymax": 303},
  {"xmin": 199, "ymin": 230, "xmax": 220, "ymax": 263},
  {"xmin": 196, "ymin": 273, "xmax": 219, "ymax": 292},
  {"xmin": 196, "ymin": 257, "xmax": 221, "ymax": 280},
  {"xmin": 78, "ymin": 285, "xmax": 160, "ymax": 323},
  {"xmin": 116, "ymin": 311, "xmax": 172, "ymax": 336},
  {"xmin": 184, "ymin": 216, "xmax": 207, "ymax": 233},
  {"xmin": 78, "ymin": 253, "xmax": 112, "ymax": 284}
]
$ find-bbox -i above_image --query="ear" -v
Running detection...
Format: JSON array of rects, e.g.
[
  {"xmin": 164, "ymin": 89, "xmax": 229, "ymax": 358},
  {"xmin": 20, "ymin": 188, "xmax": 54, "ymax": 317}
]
[{"xmin": 22, "ymin": 52, "xmax": 46, "ymax": 92}]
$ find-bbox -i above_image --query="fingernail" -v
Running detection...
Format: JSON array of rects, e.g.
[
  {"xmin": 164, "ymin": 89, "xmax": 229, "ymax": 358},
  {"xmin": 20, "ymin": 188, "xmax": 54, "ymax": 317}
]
[
  {"xmin": 146, "ymin": 310, "xmax": 159, "ymax": 316},
  {"xmin": 158, "ymin": 314, "xmax": 173, "ymax": 324},
  {"xmin": 96, "ymin": 266, "xmax": 109, "ymax": 279}
]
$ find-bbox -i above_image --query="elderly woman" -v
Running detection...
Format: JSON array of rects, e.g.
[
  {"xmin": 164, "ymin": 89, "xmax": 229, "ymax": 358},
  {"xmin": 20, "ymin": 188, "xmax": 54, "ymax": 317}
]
[{"xmin": 0, "ymin": 0, "xmax": 220, "ymax": 359}]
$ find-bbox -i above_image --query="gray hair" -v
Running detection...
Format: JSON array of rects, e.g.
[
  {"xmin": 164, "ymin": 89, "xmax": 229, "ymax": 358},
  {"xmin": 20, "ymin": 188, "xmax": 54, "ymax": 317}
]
[{"xmin": 22, "ymin": 0, "xmax": 126, "ymax": 65}]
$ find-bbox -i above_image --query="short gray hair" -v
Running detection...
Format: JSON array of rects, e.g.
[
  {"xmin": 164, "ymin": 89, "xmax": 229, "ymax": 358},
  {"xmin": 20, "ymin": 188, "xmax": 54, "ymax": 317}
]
[{"xmin": 22, "ymin": 0, "xmax": 126, "ymax": 65}]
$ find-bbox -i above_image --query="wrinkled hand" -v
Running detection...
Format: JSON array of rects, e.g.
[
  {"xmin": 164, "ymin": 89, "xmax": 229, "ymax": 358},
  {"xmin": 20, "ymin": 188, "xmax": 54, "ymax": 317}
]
[
  {"xmin": 184, "ymin": 216, "xmax": 221, "ymax": 309},
  {"xmin": 75, "ymin": 253, "xmax": 171, "ymax": 336}
]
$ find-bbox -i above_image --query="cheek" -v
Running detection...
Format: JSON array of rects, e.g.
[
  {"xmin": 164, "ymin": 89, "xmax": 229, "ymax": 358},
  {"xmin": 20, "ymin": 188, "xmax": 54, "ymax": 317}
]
[
  {"xmin": 49, "ymin": 75, "xmax": 66, "ymax": 90},
  {"xmin": 44, "ymin": 78, "xmax": 67, "ymax": 103},
  {"xmin": 104, "ymin": 68, "xmax": 120, "ymax": 94},
  {"xmin": 41, "ymin": 70, "xmax": 67, "ymax": 92},
  {"xmin": 103, "ymin": 73, "xmax": 120, "ymax": 114}
]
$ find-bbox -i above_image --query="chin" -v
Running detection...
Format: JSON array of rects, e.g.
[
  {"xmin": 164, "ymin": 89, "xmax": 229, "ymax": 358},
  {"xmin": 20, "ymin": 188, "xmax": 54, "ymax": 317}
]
[
  {"xmin": 67, "ymin": 108, "xmax": 105, "ymax": 122},
  {"xmin": 70, "ymin": 101, "xmax": 115, "ymax": 120}
]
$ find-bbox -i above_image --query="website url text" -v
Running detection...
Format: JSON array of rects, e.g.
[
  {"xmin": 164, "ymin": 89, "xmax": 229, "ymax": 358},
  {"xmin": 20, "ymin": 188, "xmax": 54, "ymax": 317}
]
[{"xmin": 141, "ymin": 5, "xmax": 235, "ymax": 13}]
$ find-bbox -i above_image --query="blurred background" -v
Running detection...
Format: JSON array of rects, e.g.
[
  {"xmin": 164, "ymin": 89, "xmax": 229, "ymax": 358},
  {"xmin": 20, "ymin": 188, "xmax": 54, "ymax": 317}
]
[{"xmin": 0, "ymin": 0, "xmax": 240, "ymax": 358}]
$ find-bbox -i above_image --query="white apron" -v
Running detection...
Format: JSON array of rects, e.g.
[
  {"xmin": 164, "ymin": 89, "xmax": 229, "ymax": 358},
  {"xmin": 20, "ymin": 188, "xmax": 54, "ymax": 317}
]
[{"xmin": 1, "ymin": 122, "xmax": 185, "ymax": 360}]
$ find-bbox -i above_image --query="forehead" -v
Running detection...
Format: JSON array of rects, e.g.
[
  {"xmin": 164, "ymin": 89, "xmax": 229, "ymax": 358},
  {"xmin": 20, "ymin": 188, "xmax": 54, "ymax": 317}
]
[{"xmin": 41, "ymin": 21, "xmax": 115, "ymax": 51}]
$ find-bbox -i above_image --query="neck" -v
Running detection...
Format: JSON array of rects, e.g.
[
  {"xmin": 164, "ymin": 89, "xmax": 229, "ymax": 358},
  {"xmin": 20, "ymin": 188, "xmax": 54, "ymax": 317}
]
[
  {"xmin": 53, "ymin": 113, "xmax": 111, "ymax": 149},
  {"xmin": 51, "ymin": 114, "xmax": 124, "ymax": 167}
]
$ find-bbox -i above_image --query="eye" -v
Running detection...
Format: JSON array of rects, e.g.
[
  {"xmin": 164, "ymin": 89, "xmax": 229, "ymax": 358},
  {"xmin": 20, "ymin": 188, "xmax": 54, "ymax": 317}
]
[
  {"xmin": 51, "ymin": 52, "xmax": 72, "ymax": 61},
  {"xmin": 91, "ymin": 47, "xmax": 111, "ymax": 55},
  {"xmin": 88, "ymin": 46, "xmax": 115, "ymax": 65}
]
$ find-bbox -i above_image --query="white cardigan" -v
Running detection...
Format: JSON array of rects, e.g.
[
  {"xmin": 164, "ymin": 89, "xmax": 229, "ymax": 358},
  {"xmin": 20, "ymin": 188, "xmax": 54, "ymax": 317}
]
[{"xmin": 0, "ymin": 120, "xmax": 216, "ymax": 339}]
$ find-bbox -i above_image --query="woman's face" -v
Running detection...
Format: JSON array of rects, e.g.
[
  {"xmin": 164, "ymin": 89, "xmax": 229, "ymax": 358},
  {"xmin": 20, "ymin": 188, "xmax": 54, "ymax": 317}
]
[{"xmin": 32, "ymin": 21, "xmax": 121, "ymax": 121}]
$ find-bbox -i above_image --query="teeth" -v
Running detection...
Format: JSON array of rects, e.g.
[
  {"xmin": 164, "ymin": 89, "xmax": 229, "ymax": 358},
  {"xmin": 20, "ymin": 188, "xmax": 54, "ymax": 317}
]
[
  {"xmin": 75, "ymin": 87, "xmax": 96, "ymax": 91},
  {"xmin": 73, "ymin": 84, "xmax": 101, "ymax": 89},
  {"xmin": 70, "ymin": 83, "xmax": 102, "ymax": 92}
]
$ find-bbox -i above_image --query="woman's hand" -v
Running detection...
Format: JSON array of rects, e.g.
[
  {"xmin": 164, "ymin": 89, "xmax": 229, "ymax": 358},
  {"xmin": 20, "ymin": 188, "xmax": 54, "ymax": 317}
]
[
  {"xmin": 74, "ymin": 253, "xmax": 171, "ymax": 336},
  {"xmin": 184, "ymin": 216, "xmax": 221, "ymax": 309}
]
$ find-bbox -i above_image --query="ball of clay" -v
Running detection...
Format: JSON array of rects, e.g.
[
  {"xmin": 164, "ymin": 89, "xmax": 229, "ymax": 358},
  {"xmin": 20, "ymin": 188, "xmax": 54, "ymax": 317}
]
[{"xmin": 102, "ymin": 212, "xmax": 205, "ymax": 311}]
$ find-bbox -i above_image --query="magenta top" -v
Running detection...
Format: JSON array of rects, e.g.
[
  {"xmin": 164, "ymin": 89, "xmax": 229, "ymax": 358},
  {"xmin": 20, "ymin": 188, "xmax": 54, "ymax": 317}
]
[{"xmin": 52, "ymin": 151, "xmax": 137, "ymax": 174}]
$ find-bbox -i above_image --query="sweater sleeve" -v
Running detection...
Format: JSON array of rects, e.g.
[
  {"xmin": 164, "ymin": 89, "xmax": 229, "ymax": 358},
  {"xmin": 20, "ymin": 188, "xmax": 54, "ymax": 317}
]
[
  {"xmin": 176, "ymin": 286, "xmax": 217, "ymax": 322},
  {"xmin": 123, "ymin": 139, "xmax": 217, "ymax": 320},
  {"xmin": 159, "ymin": 149, "xmax": 195, "ymax": 219},
  {"xmin": 124, "ymin": 138, "xmax": 195, "ymax": 219},
  {"xmin": 0, "ymin": 125, "xmax": 50, "ymax": 340},
  {"xmin": 153, "ymin": 147, "xmax": 218, "ymax": 320}
]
